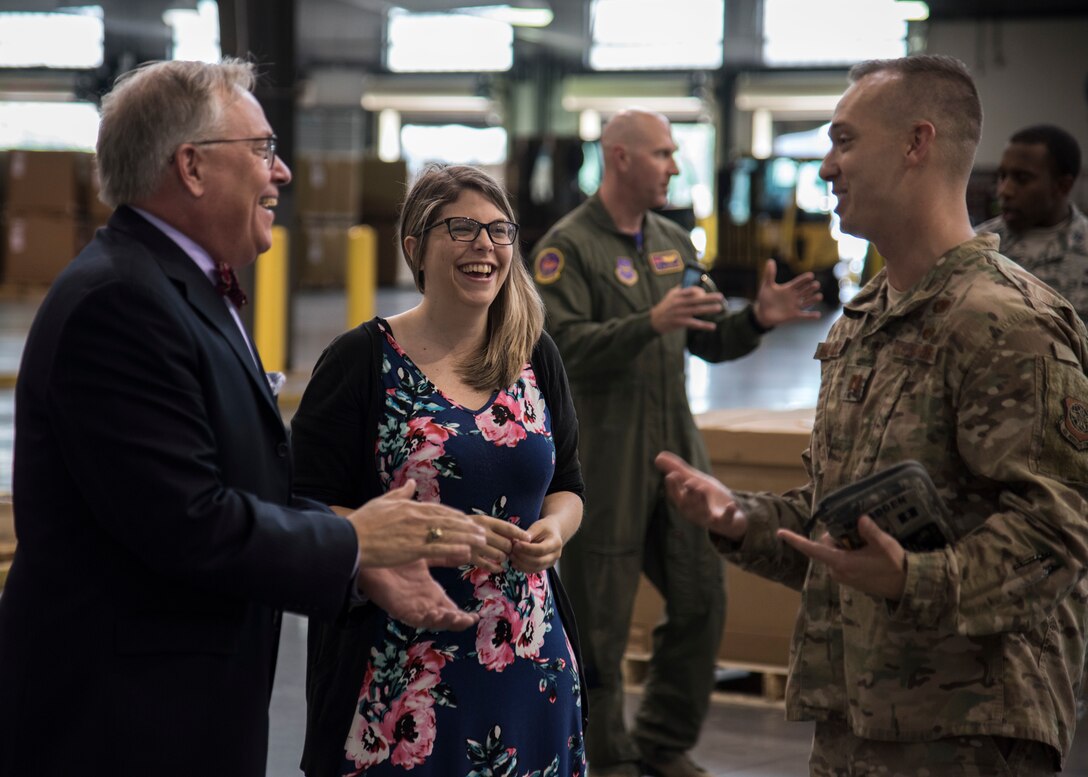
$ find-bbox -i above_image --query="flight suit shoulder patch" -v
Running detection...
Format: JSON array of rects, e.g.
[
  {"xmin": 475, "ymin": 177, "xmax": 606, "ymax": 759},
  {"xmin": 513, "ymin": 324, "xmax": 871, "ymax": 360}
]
[
  {"xmin": 615, "ymin": 256, "xmax": 639, "ymax": 286},
  {"xmin": 534, "ymin": 247, "xmax": 564, "ymax": 284}
]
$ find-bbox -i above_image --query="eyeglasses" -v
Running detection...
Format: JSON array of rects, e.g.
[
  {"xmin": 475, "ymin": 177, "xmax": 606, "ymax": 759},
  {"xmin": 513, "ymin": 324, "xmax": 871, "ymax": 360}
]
[
  {"xmin": 419, "ymin": 216, "xmax": 519, "ymax": 246},
  {"xmin": 191, "ymin": 135, "xmax": 278, "ymax": 169}
]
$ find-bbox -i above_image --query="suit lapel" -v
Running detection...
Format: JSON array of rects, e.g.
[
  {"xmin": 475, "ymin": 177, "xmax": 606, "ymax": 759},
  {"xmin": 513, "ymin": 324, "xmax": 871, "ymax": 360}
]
[{"xmin": 108, "ymin": 207, "xmax": 281, "ymax": 420}]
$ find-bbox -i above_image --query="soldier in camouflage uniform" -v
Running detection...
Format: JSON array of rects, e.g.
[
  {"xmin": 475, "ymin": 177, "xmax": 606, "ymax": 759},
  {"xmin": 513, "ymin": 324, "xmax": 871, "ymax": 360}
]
[
  {"xmin": 976, "ymin": 124, "xmax": 1088, "ymax": 327},
  {"xmin": 658, "ymin": 56, "xmax": 1088, "ymax": 776},
  {"xmin": 530, "ymin": 109, "xmax": 823, "ymax": 777}
]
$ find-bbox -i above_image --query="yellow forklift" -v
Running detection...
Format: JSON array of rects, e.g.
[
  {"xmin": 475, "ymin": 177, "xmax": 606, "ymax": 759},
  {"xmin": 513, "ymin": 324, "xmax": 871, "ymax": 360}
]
[{"xmin": 713, "ymin": 155, "xmax": 842, "ymax": 305}]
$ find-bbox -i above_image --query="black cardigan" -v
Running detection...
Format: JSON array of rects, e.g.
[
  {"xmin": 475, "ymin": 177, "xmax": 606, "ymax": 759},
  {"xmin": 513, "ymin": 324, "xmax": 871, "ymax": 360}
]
[{"xmin": 290, "ymin": 318, "xmax": 589, "ymax": 776}]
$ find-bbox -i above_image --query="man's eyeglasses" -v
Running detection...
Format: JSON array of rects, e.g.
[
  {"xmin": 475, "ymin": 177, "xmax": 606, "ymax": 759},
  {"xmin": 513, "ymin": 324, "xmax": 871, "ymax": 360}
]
[
  {"xmin": 191, "ymin": 135, "xmax": 278, "ymax": 169},
  {"xmin": 420, "ymin": 217, "xmax": 519, "ymax": 246}
]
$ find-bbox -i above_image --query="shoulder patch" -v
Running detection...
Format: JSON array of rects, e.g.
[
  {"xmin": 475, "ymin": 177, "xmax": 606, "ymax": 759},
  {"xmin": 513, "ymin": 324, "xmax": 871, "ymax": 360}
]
[
  {"xmin": 1061, "ymin": 396, "xmax": 1088, "ymax": 450},
  {"xmin": 615, "ymin": 256, "xmax": 639, "ymax": 286},
  {"xmin": 534, "ymin": 248, "xmax": 564, "ymax": 285}
]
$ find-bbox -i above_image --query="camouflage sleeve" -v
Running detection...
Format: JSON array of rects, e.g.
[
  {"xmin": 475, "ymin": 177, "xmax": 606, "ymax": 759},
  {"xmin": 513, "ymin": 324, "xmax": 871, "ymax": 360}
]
[
  {"xmin": 532, "ymin": 234, "xmax": 659, "ymax": 381},
  {"xmin": 710, "ymin": 448, "xmax": 817, "ymax": 591},
  {"xmin": 896, "ymin": 323, "xmax": 1088, "ymax": 634}
]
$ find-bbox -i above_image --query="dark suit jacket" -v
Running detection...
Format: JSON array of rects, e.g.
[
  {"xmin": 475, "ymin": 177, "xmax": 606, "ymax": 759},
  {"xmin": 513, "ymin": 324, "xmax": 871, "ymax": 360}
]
[{"xmin": 0, "ymin": 206, "xmax": 359, "ymax": 777}]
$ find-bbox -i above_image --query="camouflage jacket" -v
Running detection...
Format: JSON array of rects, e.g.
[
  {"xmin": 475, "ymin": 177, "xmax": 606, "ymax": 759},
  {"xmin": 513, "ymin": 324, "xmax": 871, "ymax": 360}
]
[
  {"xmin": 719, "ymin": 234, "xmax": 1088, "ymax": 765},
  {"xmin": 977, "ymin": 205, "xmax": 1088, "ymax": 326}
]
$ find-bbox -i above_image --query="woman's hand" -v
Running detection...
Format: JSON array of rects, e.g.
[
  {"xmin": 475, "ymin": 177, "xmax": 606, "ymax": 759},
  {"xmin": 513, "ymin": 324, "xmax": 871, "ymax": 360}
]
[
  {"xmin": 510, "ymin": 517, "xmax": 565, "ymax": 573},
  {"xmin": 468, "ymin": 514, "xmax": 533, "ymax": 573}
]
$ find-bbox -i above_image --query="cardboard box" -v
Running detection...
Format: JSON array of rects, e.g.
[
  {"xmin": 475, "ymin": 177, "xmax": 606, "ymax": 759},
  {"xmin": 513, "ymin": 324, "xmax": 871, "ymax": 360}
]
[
  {"xmin": 2, "ymin": 213, "xmax": 80, "ymax": 286},
  {"xmin": 699, "ymin": 407, "xmax": 814, "ymax": 493},
  {"xmin": 298, "ymin": 217, "xmax": 350, "ymax": 288},
  {"xmin": 295, "ymin": 155, "xmax": 361, "ymax": 217},
  {"xmin": 626, "ymin": 407, "xmax": 813, "ymax": 671},
  {"xmin": 359, "ymin": 157, "xmax": 408, "ymax": 221},
  {"xmin": 4, "ymin": 150, "xmax": 80, "ymax": 215},
  {"xmin": 81, "ymin": 154, "xmax": 115, "ymax": 223},
  {"xmin": 0, "ymin": 494, "xmax": 13, "ymax": 545}
]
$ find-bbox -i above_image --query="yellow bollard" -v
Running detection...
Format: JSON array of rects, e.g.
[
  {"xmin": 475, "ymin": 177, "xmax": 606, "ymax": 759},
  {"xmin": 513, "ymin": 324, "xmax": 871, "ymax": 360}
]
[
  {"xmin": 254, "ymin": 225, "xmax": 288, "ymax": 373},
  {"xmin": 346, "ymin": 224, "xmax": 377, "ymax": 329}
]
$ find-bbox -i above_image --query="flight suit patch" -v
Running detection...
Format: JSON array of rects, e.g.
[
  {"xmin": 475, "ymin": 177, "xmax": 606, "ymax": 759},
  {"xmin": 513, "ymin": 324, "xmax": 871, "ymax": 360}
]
[
  {"xmin": 649, "ymin": 250, "xmax": 683, "ymax": 274},
  {"xmin": 534, "ymin": 248, "xmax": 564, "ymax": 284},
  {"xmin": 1060, "ymin": 396, "xmax": 1088, "ymax": 450},
  {"xmin": 615, "ymin": 257, "xmax": 638, "ymax": 286}
]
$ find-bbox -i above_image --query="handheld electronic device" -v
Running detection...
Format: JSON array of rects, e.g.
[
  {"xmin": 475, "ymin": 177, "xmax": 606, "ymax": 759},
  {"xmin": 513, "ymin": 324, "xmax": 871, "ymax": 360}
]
[{"xmin": 811, "ymin": 460, "xmax": 954, "ymax": 552}]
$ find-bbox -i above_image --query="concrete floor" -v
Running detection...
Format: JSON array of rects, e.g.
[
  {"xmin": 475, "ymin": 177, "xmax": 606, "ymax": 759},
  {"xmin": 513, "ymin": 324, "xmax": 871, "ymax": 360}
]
[{"xmin": 4, "ymin": 286, "xmax": 1088, "ymax": 775}]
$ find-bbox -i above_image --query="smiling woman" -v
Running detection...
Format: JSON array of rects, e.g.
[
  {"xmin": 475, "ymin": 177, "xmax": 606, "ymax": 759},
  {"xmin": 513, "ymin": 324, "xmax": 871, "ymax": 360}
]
[{"xmin": 290, "ymin": 163, "xmax": 589, "ymax": 777}]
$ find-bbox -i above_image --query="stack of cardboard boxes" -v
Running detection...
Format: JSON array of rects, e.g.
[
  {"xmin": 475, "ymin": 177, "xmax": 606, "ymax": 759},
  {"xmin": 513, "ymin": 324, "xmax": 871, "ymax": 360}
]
[
  {"xmin": 295, "ymin": 154, "xmax": 408, "ymax": 289},
  {"xmin": 0, "ymin": 150, "xmax": 113, "ymax": 288}
]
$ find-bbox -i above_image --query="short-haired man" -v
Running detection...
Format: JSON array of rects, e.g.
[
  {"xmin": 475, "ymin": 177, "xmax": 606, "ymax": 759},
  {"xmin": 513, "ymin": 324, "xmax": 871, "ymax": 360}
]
[
  {"xmin": 976, "ymin": 124, "xmax": 1087, "ymax": 325},
  {"xmin": 658, "ymin": 56, "xmax": 1088, "ymax": 775},
  {"xmin": 0, "ymin": 59, "xmax": 484, "ymax": 777},
  {"xmin": 531, "ymin": 108, "xmax": 821, "ymax": 777}
]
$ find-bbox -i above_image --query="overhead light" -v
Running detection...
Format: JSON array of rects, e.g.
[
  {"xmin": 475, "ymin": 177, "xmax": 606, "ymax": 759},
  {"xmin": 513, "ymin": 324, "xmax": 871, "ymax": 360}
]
[
  {"xmin": 895, "ymin": 1, "xmax": 929, "ymax": 21},
  {"xmin": 561, "ymin": 96, "xmax": 706, "ymax": 120},
  {"xmin": 457, "ymin": 3, "xmax": 554, "ymax": 27},
  {"xmin": 361, "ymin": 94, "xmax": 494, "ymax": 114}
]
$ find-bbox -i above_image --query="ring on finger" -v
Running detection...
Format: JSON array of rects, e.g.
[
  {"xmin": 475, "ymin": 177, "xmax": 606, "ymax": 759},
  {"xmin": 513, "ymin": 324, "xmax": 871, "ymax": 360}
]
[{"xmin": 425, "ymin": 526, "xmax": 443, "ymax": 544}]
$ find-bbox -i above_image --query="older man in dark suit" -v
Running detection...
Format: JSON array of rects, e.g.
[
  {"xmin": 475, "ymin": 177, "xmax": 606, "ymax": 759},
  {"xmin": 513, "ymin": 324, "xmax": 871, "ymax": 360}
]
[{"xmin": 0, "ymin": 59, "xmax": 485, "ymax": 777}]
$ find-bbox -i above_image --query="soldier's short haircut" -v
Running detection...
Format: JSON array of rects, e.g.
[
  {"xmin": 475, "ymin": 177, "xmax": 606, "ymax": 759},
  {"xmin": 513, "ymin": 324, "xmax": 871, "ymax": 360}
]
[
  {"xmin": 96, "ymin": 58, "xmax": 257, "ymax": 208},
  {"xmin": 849, "ymin": 55, "xmax": 982, "ymax": 180},
  {"xmin": 1010, "ymin": 124, "xmax": 1082, "ymax": 180}
]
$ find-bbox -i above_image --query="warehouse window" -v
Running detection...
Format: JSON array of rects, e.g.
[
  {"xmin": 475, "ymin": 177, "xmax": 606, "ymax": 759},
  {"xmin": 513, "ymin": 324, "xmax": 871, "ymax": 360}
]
[
  {"xmin": 0, "ymin": 102, "xmax": 98, "ymax": 151},
  {"xmin": 589, "ymin": 0, "xmax": 724, "ymax": 71},
  {"xmin": 386, "ymin": 8, "xmax": 513, "ymax": 72},
  {"xmin": 0, "ymin": 7, "xmax": 103, "ymax": 69},
  {"xmin": 399, "ymin": 124, "xmax": 507, "ymax": 177},
  {"xmin": 763, "ymin": 0, "xmax": 916, "ymax": 65},
  {"xmin": 163, "ymin": 0, "xmax": 220, "ymax": 63}
]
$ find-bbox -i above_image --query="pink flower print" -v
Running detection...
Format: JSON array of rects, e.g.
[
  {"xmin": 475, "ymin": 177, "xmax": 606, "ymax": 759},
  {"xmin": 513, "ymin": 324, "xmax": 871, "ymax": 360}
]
[
  {"xmin": 464, "ymin": 566, "xmax": 504, "ymax": 600},
  {"xmin": 515, "ymin": 573, "xmax": 547, "ymax": 658},
  {"xmin": 476, "ymin": 393, "xmax": 527, "ymax": 448},
  {"xmin": 405, "ymin": 416, "xmax": 451, "ymax": 453},
  {"xmin": 391, "ymin": 444, "xmax": 444, "ymax": 502},
  {"xmin": 406, "ymin": 640, "xmax": 450, "ymax": 674},
  {"xmin": 389, "ymin": 691, "xmax": 437, "ymax": 768},
  {"xmin": 476, "ymin": 596, "xmax": 520, "ymax": 671},
  {"xmin": 519, "ymin": 378, "xmax": 548, "ymax": 435},
  {"xmin": 403, "ymin": 642, "xmax": 447, "ymax": 694},
  {"xmin": 344, "ymin": 714, "xmax": 393, "ymax": 771}
]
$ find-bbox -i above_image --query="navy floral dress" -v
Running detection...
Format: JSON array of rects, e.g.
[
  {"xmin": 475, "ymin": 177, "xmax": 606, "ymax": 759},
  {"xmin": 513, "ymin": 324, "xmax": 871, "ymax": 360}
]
[{"xmin": 337, "ymin": 320, "xmax": 584, "ymax": 776}]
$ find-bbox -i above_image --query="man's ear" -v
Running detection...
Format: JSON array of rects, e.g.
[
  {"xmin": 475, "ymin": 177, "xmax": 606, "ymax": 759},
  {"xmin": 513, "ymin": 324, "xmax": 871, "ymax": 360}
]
[
  {"xmin": 1056, "ymin": 172, "xmax": 1076, "ymax": 198},
  {"xmin": 173, "ymin": 144, "xmax": 205, "ymax": 198},
  {"xmin": 905, "ymin": 120, "xmax": 937, "ymax": 167}
]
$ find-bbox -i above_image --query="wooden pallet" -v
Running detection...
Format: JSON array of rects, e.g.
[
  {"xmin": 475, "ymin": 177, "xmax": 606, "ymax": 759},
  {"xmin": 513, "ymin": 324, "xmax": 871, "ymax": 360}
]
[{"xmin": 623, "ymin": 653, "xmax": 787, "ymax": 709}]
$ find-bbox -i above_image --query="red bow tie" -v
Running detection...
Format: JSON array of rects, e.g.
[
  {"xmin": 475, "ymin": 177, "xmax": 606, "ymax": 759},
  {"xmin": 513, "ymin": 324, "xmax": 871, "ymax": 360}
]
[{"xmin": 216, "ymin": 263, "xmax": 248, "ymax": 308}]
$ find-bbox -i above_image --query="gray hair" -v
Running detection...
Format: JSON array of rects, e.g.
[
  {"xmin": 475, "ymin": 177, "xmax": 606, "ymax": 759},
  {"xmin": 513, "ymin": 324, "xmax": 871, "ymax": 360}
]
[
  {"xmin": 96, "ymin": 58, "xmax": 257, "ymax": 207},
  {"xmin": 398, "ymin": 164, "xmax": 544, "ymax": 391}
]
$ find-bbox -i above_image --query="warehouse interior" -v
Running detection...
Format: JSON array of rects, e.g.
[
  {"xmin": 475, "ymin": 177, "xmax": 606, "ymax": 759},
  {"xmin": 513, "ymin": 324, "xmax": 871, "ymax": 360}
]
[{"xmin": 1, "ymin": 1, "xmax": 1088, "ymax": 775}]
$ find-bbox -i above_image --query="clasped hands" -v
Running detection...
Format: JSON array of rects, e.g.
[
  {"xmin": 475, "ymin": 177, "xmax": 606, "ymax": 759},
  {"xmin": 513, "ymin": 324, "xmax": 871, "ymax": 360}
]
[
  {"xmin": 654, "ymin": 452, "xmax": 907, "ymax": 602},
  {"xmin": 344, "ymin": 479, "xmax": 564, "ymax": 633}
]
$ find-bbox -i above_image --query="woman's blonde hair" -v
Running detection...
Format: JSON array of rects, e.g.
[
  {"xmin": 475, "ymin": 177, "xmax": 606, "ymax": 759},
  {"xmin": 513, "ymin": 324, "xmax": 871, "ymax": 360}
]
[{"xmin": 397, "ymin": 164, "xmax": 544, "ymax": 391}]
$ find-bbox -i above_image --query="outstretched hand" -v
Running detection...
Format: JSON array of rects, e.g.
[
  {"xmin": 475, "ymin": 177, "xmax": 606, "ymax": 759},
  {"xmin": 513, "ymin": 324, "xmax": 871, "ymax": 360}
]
[
  {"xmin": 751, "ymin": 259, "xmax": 823, "ymax": 329},
  {"xmin": 358, "ymin": 560, "xmax": 478, "ymax": 631},
  {"xmin": 654, "ymin": 451, "xmax": 748, "ymax": 542},
  {"xmin": 346, "ymin": 480, "xmax": 487, "ymax": 569},
  {"xmin": 776, "ymin": 516, "xmax": 907, "ymax": 601}
]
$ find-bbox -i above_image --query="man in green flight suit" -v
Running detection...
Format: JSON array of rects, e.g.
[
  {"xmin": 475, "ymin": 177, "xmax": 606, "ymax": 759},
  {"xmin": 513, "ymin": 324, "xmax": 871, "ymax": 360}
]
[{"xmin": 530, "ymin": 108, "xmax": 822, "ymax": 777}]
